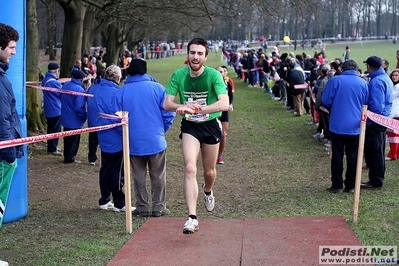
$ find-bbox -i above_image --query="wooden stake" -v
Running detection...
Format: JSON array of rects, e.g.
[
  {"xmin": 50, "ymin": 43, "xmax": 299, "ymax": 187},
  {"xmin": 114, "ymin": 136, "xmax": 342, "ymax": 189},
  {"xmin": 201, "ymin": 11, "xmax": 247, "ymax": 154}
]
[
  {"xmin": 353, "ymin": 105, "xmax": 368, "ymax": 223},
  {"xmin": 122, "ymin": 111, "xmax": 132, "ymax": 233}
]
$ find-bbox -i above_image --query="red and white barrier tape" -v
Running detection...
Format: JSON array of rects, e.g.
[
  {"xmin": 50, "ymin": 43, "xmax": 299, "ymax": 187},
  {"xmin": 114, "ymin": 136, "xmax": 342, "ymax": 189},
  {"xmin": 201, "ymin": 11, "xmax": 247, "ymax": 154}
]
[
  {"xmin": 0, "ymin": 112, "xmax": 128, "ymax": 149},
  {"xmin": 27, "ymin": 84, "xmax": 94, "ymax": 98},
  {"xmin": 294, "ymin": 84, "xmax": 308, "ymax": 89},
  {"xmin": 367, "ymin": 111, "xmax": 399, "ymax": 143},
  {"xmin": 0, "ymin": 123, "xmax": 122, "ymax": 149},
  {"xmin": 367, "ymin": 111, "xmax": 399, "ymax": 132}
]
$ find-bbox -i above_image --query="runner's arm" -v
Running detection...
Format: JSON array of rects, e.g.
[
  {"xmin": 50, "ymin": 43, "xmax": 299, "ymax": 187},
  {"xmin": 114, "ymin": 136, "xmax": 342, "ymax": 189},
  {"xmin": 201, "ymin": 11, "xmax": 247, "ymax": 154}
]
[
  {"xmin": 164, "ymin": 94, "xmax": 194, "ymax": 115},
  {"xmin": 198, "ymin": 94, "xmax": 229, "ymax": 114}
]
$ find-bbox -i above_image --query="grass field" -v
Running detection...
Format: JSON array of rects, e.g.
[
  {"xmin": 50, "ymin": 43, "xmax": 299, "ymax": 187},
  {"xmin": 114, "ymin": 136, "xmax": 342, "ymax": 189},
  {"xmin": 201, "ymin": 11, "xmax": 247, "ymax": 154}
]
[{"xmin": 1, "ymin": 40, "xmax": 398, "ymax": 265}]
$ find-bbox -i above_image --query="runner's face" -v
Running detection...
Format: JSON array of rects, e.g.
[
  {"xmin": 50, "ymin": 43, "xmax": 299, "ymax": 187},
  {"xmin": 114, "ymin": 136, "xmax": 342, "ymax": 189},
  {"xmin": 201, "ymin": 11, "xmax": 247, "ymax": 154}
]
[
  {"xmin": 216, "ymin": 67, "xmax": 225, "ymax": 78},
  {"xmin": 188, "ymin": 44, "xmax": 207, "ymax": 72},
  {"xmin": 0, "ymin": 41, "xmax": 16, "ymax": 64}
]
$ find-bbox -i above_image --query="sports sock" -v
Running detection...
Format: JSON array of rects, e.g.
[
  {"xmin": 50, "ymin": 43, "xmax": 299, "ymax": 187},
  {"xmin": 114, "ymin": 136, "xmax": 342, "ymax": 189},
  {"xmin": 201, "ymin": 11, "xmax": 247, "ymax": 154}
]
[{"xmin": 189, "ymin": 215, "xmax": 197, "ymax": 220}]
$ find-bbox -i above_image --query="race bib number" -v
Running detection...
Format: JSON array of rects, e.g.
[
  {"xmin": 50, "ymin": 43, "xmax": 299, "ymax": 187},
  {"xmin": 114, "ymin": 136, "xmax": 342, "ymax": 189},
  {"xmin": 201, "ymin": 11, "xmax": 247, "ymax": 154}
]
[{"xmin": 185, "ymin": 99, "xmax": 209, "ymax": 121}]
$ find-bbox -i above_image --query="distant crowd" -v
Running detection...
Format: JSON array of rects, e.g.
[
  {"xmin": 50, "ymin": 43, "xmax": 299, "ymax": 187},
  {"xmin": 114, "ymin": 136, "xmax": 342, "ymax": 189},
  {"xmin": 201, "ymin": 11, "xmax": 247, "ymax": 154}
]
[{"xmin": 220, "ymin": 38, "xmax": 398, "ymax": 193}]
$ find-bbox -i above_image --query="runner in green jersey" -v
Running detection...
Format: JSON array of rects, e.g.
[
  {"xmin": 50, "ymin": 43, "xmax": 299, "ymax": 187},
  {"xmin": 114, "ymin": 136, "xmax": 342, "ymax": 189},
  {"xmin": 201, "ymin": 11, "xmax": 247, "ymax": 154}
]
[{"xmin": 164, "ymin": 38, "xmax": 229, "ymax": 234}]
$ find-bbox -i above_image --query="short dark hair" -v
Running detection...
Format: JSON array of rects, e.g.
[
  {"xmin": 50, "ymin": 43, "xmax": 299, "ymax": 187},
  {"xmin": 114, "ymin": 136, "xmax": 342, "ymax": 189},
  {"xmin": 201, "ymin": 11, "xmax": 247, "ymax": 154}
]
[
  {"xmin": 0, "ymin": 23, "xmax": 19, "ymax": 50},
  {"xmin": 187, "ymin": 38, "xmax": 209, "ymax": 56},
  {"xmin": 287, "ymin": 58, "xmax": 296, "ymax": 69},
  {"xmin": 330, "ymin": 61, "xmax": 339, "ymax": 70},
  {"xmin": 341, "ymin": 59, "xmax": 358, "ymax": 71}
]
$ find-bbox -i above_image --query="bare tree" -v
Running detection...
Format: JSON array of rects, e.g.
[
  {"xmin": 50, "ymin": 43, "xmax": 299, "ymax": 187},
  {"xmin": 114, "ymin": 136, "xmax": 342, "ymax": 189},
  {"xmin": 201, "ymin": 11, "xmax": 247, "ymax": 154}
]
[
  {"xmin": 39, "ymin": 0, "xmax": 57, "ymax": 60},
  {"xmin": 393, "ymin": 0, "xmax": 397, "ymax": 36},
  {"xmin": 27, "ymin": 0, "xmax": 46, "ymax": 131},
  {"xmin": 54, "ymin": 0, "xmax": 87, "ymax": 78}
]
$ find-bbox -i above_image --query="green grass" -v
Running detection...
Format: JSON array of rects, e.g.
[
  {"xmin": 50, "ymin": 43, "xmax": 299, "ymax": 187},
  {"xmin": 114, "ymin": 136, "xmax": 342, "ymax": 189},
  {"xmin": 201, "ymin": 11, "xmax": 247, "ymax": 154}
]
[{"xmin": 1, "ymin": 40, "xmax": 398, "ymax": 265}]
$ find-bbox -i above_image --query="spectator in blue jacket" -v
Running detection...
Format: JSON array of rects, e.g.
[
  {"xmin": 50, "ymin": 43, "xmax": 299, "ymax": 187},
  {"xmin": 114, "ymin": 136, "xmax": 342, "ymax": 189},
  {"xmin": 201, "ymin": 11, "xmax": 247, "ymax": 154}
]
[
  {"xmin": 60, "ymin": 70, "xmax": 87, "ymax": 163},
  {"xmin": 322, "ymin": 60, "xmax": 369, "ymax": 193},
  {"xmin": 115, "ymin": 58, "xmax": 175, "ymax": 217},
  {"xmin": 42, "ymin": 62, "xmax": 62, "ymax": 156},
  {"xmin": 93, "ymin": 65, "xmax": 134, "ymax": 213},
  {"xmin": 361, "ymin": 56, "xmax": 393, "ymax": 189}
]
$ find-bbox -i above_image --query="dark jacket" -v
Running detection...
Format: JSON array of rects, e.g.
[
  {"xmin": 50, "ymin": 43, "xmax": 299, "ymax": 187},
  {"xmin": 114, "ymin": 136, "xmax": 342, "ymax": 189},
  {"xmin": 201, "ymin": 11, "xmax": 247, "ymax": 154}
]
[
  {"xmin": 0, "ymin": 62, "xmax": 23, "ymax": 163},
  {"xmin": 288, "ymin": 67, "xmax": 306, "ymax": 96},
  {"xmin": 241, "ymin": 56, "xmax": 248, "ymax": 70}
]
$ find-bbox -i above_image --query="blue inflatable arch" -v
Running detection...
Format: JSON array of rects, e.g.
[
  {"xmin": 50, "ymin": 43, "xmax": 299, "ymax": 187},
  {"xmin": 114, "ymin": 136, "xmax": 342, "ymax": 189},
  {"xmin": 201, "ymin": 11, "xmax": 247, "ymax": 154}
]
[{"xmin": 1, "ymin": 0, "xmax": 28, "ymax": 223}]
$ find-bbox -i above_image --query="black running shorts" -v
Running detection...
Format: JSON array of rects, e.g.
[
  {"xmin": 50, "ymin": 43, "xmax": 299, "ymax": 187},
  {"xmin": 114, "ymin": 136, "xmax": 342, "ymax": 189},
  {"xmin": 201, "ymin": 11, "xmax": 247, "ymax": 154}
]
[
  {"xmin": 180, "ymin": 118, "xmax": 222, "ymax": 145},
  {"xmin": 220, "ymin": 111, "xmax": 229, "ymax": 122}
]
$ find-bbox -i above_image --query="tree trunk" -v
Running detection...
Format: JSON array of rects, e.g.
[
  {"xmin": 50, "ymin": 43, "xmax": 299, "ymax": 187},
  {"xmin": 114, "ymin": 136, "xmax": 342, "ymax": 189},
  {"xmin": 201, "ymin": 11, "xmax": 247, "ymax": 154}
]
[
  {"xmin": 104, "ymin": 22, "xmax": 124, "ymax": 66},
  {"xmin": 57, "ymin": 0, "xmax": 86, "ymax": 78},
  {"xmin": 393, "ymin": 0, "xmax": 397, "ymax": 36},
  {"xmin": 40, "ymin": 0, "xmax": 56, "ymax": 60},
  {"xmin": 83, "ymin": 6, "xmax": 113, "ymax": 58},
  {"xmin": 376, "ymin": 0, "xmax": 381, "ymax": 36},
  {"xmin": 27, "ymin": 0, "xmax": 46, "ymax": 132},
  {"xmin": 367, "ymin": 3, "xmax": 371, "ymax": 37},
  {"xmin": 82, "ymin": 6, "xmax": 97, "ymax": 55}
]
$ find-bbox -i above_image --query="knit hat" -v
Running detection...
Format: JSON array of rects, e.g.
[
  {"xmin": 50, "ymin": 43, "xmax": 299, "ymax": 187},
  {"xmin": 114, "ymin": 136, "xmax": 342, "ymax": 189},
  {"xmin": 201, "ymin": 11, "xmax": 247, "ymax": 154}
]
[
  {"xmin": 72, "ymin": 70, "xmax": 87, "ymax": 80},
  {"xmin": 48, "ymin": 62, "xmax": 59, "ymax": 70},
  {"xmin": 127, "ymin": 58, "xmax": 147, "ymax": 76}
]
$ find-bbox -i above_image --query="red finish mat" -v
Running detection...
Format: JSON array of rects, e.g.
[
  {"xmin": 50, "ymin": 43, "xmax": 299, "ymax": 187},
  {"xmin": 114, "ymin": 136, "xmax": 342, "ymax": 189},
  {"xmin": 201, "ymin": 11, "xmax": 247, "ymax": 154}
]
[{"xmin": 108, "ymin": 216, "xmax": 364, "ymax": 266}]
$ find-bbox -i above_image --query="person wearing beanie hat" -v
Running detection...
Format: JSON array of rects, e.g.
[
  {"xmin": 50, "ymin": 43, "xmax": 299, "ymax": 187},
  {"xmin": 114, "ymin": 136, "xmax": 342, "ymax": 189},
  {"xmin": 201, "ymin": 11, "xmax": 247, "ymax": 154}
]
[
  {"xmin": 47, "ymin": 62, "xmax": 59, "ymax": 71},
  {"xmin": 127, "ymin": 58, "xmax": 147, "ymax": 76},
  {"xmin": 163, "ymin": 38, "xmax": 229, "ymax": 234},
  {"xmin": 42, "ymin": 62, "xmax": 62, "ymax": 156},
  {"xmin": 115, "ymin": 62, "xmax": 175, "ymax": 217},
  {"xmin": 60, "ymin": 68, "xmax": 88, "ymax": 164},
  {"xmin": 361, "ymin": 55, "xmax": 393, "ymax": 190}
]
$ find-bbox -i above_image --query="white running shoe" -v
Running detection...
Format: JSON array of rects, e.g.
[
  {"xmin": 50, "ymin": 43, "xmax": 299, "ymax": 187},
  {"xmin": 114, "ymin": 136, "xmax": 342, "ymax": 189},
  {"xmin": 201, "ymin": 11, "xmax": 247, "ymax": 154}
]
[
  {"xmin": 99, "ymin": 201, "xmax": 114, "ymax": 210},
  {"xmin": 112, "ymin": 206, "xmax": 136, "ymax": 212},
  {"xmin": 183, "ymin": 218, "xmax": 199, "ymax": 234},
  {"xmin": 202, "ymin": 183, "xmax": 215, "ymax": 212}
]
